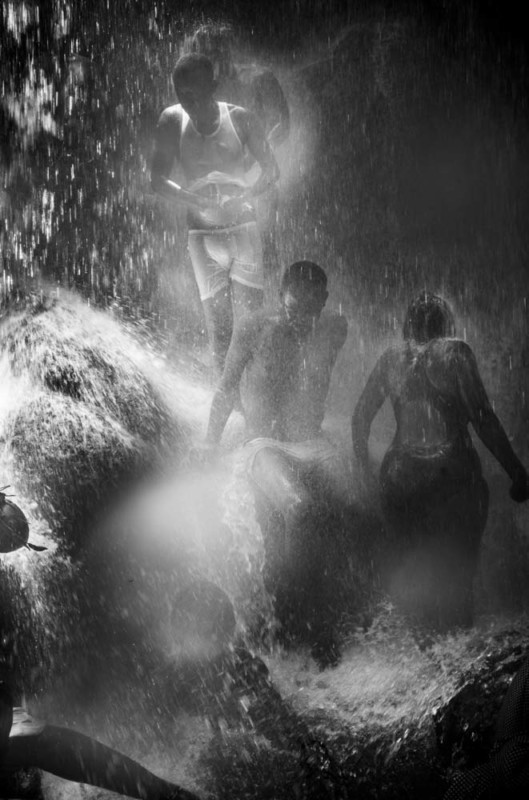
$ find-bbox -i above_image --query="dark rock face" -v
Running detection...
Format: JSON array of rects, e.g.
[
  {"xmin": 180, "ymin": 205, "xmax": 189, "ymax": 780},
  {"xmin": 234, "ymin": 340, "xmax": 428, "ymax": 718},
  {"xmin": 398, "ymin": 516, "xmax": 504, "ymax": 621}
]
[{"xmin": 434, "ymin": 632, "xmax": 529, "ymax": 771}]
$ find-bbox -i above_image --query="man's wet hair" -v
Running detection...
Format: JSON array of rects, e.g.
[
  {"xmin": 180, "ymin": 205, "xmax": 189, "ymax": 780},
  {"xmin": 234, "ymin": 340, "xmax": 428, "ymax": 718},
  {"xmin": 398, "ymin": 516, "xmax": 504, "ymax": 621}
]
[
  {"xmin": 280, "ymin": 261, "xmax": 328, "ymax": 293},
  {"xmin": 172, "ymin": 53, "xmax": 215, "ymax": 92},
  {"xmin": 403, "ymin": 291, "xmax": 456, "ymax": 343}
]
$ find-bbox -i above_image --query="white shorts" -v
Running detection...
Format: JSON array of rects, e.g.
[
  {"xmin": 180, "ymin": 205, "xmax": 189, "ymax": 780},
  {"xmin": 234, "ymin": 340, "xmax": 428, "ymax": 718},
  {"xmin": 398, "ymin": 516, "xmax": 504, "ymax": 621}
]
[{"xmin": 188, "ymin": 221, "xmax": 263, "ymax": 301}]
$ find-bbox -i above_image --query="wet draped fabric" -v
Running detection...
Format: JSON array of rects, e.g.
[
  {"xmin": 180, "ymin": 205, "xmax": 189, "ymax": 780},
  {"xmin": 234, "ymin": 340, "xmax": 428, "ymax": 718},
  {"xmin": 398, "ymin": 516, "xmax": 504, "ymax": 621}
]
[
  {"xmin": 187, "ymin": 220, "xmax": 263, "ymax": 300},
  {"xmin": 234, "ymin": 437, "xmax": 351, "ymax": 663},
  {"xmin": 238, "ymin": 434, "xmax": 353, "ymax": 523},
  {"xmin": 239, "ymin": 436, "xmax": 339, "ymax": 475},
  {"xmin": 380, "ymin": 443, "xmax": 488, "ymax": 542},
  {"xmin": 378, "ymin": 346, "xmax": 490, "ymax": 630},
  {"xmin": 380, "ymin": 443, "xmax": 489, "ymax": 630}
]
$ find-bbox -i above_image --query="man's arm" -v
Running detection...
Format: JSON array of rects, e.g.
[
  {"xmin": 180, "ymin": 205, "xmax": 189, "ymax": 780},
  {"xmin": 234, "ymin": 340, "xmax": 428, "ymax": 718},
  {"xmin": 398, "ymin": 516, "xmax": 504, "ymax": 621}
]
[
  {"xmin": 206, "ymin": 316, "xmax": 256, "ymax": 445},
  {"xmin": 251, "ymin": 70, "xmax": 290, "ymax": 149},
  {"xmin": 352, "ymin": 351, "xmax": 390, "ymax": 476},
  {"xmin": 150, "ymin": 108, "xmax": 213, "ymax": 211},
  {"xmin": 231, "ymin": 108, "xmax": 279, "ymax": 200},
  {"xmin": 454, "ymin": 341, "xmax": 529, "ymax": 500}
]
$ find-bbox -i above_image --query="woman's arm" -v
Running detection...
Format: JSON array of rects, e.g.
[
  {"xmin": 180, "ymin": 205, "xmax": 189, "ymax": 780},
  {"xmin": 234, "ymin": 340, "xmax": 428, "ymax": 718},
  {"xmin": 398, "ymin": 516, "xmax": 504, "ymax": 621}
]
[
  {"xmin": 455, "ymin": 341, "xmax": 529, "ymax": 500},
  {"xmin": 352, "ymin": 351, "xmax": 391, "ymax": 480}
]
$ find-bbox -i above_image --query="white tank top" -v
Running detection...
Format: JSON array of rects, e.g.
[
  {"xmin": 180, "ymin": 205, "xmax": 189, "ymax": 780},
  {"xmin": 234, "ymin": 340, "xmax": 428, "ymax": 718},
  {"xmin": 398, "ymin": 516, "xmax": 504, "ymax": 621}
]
[
  {"xmin": 180, "ymin": 101, "xmax": 246, "ymax": 186},
  {"xmin": 180, "ymin": 102, "xmax": 252, "ymax": 228}
]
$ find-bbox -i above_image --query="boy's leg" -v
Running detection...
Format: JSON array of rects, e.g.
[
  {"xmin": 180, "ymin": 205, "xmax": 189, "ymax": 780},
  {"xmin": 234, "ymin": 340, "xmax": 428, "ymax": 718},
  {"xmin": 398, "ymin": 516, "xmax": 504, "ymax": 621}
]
[
  {"xmin": 231, "ymin": 282, "xmax": 263, "ymax": 322},
  {"xmin": 230, "ymin": 222, "xmax": 264, "ymax": 322},
  {"xmin": 202, "ymin": 287, "xmax": 233, "ymax": 376},
  {"xmin": 5, "ymin": 725, "xmax": 199, "ymax": 800},
  {"xmin": 188, "ymin": 230, "xmax": 232, "ymax": 376}
]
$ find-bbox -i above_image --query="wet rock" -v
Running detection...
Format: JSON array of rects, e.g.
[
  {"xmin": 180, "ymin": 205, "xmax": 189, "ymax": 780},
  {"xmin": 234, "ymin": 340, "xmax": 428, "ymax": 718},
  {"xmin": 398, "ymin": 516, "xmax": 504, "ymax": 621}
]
[
  {"xmin": 0, "ymin": 297, "xmax": 188, "ymax": 552},
  {"xmin": 8, "ymin": 392, "xmax": 149, "ymax": 551},
  {"xmin": 0, "ymin": 766, "xmax": 43, "ymax": 799},
  {"xmin": 433, "ymin": 630, "xmax": 529, "ymax": 771},
  {"xmin": 296, "ymin": 710, "xmax": 446, "ymax": 800}
]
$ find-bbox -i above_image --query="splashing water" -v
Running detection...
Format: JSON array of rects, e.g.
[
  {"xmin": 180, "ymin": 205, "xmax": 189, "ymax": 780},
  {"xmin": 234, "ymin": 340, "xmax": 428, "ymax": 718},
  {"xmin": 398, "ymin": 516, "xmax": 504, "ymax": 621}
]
[{"xmin": 1, "ymin": 293, "xmax": 529, "ymax": 800}]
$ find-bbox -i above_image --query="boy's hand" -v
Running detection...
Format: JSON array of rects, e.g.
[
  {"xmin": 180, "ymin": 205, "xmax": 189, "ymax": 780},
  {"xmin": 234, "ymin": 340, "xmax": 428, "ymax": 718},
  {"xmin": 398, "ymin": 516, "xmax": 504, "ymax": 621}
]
[{"xmin": 220, "ymin": 195, "xmax": 254, "ymax": 218}]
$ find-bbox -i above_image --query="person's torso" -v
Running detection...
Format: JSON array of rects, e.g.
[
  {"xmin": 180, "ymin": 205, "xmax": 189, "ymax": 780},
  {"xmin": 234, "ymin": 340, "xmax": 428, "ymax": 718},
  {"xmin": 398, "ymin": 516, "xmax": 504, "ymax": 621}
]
[
  {"xmin": 179, "ymin": 102, "xmax": 255, "ymax": 229},
  {"xmin": 180, "ymin": 101, "xmax": 246, "ymax": 184},
  {"xmin": 243, "ymin": 313, "xmax": 342, "ymax": 441},
  {"xmin": 387, "ymin": 340, "xmax": 471, "ymax": 453}
]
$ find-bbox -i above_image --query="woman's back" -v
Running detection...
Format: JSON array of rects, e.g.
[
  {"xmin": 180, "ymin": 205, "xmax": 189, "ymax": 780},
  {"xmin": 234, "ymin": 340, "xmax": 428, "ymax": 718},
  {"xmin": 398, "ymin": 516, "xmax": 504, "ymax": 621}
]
[{"xmin": 385, "ymin": 338, "xmax": 475, "ymax": 454}]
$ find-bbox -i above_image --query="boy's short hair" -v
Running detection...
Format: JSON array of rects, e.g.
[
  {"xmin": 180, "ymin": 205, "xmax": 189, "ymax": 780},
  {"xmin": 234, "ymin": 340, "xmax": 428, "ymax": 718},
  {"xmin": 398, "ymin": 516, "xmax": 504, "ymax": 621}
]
[
  {"xmin": 172, "ymin": 53, "xmax": 215, "ymax": 92},
  {"xmin": 280, "ymin": 261, "xmax": 328, "ymax": 293}
]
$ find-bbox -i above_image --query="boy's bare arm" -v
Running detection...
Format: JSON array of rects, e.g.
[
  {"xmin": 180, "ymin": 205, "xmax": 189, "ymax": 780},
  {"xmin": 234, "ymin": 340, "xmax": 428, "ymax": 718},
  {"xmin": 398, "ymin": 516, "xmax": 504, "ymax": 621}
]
[{"xmin": 352, "ymin": 351, "xmax": 390, "ymax": 472}]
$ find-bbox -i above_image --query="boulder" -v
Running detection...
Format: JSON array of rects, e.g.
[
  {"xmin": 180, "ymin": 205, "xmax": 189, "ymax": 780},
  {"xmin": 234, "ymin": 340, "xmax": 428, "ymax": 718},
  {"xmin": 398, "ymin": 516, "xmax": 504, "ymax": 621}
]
[
  {"xmin": 0, "ymin": 295, "xmax": 188, "ymax": 552},
  {"xmin": 434, "ymin": 630, "xmax": 529, "ymax": 771}
]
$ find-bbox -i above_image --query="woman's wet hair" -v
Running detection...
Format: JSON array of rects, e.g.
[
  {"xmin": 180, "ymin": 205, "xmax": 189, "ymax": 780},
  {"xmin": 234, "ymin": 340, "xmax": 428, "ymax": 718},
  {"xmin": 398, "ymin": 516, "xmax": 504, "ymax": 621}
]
[
  {"xmin": 172, "ymin": 53, "xmax": 215, "ymax": 92},
  {"xmin": 280, "ymin": 261, "xmax": 328, "ymax": 293},
  {"xmin": 403, "ymin": 291, "xmax": 456, "ymax": 342}
]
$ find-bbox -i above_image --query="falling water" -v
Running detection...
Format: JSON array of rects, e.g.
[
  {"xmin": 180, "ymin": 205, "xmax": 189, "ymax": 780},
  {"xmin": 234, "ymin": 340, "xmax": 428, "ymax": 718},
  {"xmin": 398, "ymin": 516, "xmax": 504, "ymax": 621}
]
[
  {"xmin": 0, "ymin": 292, "xmax": 527, "ymax": 800},
  {"xmin": 2, "ymin": 2, "xmax": 529, "ymax": 798}
]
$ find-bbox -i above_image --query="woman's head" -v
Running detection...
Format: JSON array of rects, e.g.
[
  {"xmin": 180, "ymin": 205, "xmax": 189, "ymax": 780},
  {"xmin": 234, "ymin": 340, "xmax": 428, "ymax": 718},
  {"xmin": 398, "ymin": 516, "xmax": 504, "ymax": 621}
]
[{"xmin": 403, "ymin": 291, "xmax": 456, "ymax": 343}]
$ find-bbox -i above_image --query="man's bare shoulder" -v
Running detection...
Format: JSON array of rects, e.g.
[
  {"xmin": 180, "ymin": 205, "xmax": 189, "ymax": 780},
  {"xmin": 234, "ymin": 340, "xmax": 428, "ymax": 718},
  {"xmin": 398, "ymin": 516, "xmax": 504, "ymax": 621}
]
[
  {"xmin": 157, "ymin": 104, "xmax": 182, "ymax": 127},
  {"xmin": 373, "ymin": 344, "xmax": 408, "ymax": 391},
  {"xmin": 379, "ymin": 342, "xmax": 405, "ymax": 367},
  {"xmin": 235, "ymin": 308, "xmax": 275, "ymax": 339},
  {"xmin": 319, "ymin": 312, "xmax": 348, "ymax": 347},
  {"xmin": 428, "ymin": 337, "xmax": 475, "ymax": 366}
]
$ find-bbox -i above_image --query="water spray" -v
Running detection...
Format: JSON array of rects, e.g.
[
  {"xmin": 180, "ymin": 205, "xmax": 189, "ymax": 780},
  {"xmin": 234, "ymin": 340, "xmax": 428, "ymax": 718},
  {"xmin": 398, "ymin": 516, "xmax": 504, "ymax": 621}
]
[{"xmin": 0, "ymin": 488, "xmax": 46, "ymax": 553}]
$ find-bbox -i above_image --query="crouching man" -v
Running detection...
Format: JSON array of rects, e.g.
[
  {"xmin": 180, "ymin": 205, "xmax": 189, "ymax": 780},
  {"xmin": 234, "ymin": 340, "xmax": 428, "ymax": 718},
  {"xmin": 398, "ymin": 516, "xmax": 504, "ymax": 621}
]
[{"xmin": 204, "ymin": 260, "xmax": 349, "ymax": 666}]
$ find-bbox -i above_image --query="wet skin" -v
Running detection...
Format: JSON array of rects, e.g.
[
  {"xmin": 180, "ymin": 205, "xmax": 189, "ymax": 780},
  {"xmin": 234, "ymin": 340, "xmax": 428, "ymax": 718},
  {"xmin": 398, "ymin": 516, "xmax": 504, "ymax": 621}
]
[
  {"xmin": 206, "ymin": 286, "xmax": 347, "ymax": 444},
  {"xmin": 353, "ymin": 338, "xmax": 529, "ymax": 494},
  {"xmin": 151, "ymin": 73, "xmax": 279, "ymax": 221},
  {"xmin": 206, "ymin": 284, "xmax": 348, "ymax": 663},
  {"xmin": 352, "ymin": 336, "xmax": 529, "ymax": 629},
  {"xmin": 151, "ymin": 69, "xmax": 279, "ymax": 375},
  {"xmin": 0, "ymin": 683, "xmax": 198, "ymax": 800}
]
